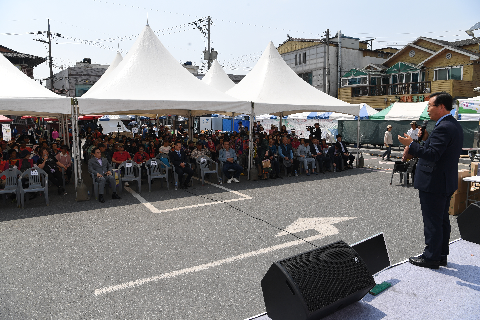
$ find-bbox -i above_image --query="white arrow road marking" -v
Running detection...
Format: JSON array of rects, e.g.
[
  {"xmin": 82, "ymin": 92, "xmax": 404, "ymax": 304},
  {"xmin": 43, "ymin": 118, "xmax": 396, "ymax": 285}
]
[
  {"xmin": 275, "ymin": 217, "xmax": 356, "ymax": 237},
  {"xmin": 94, "ymin": 216, "xmax": 355, "ymax": 296}
]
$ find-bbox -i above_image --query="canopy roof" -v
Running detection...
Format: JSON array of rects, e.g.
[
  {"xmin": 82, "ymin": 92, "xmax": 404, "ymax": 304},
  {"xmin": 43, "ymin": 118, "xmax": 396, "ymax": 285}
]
[
  {"xmin": 202, "ymin": 60, "xmax": 235, "ymax": 92},
  {"xmin": 385, "ymin": 62, "xmax": 419, "ymax": 75},
  {"xmin": 342, "ymin": 68, "xmax": 368, "ymax": 78},
  {"xmin": 226, "ymin": 42, "xmax": 360, "ymax": 116},
  {"xmin": 0, "ymin": 52, "xmax": 69, "ymax": 116},
  {"xmin": 80, "ymin": 25, "xmax": 248, "ymax": 116},
  {"xmin": 0, "ymin": 115, "xmax": 13, "ymax": 122},
  {"xmin": 369, "ymin": 104, "xmax": 394, "ymax": 120},
  {"xmin": 83, "ymin": 52, "xmax": 123, "ymax": 97}
]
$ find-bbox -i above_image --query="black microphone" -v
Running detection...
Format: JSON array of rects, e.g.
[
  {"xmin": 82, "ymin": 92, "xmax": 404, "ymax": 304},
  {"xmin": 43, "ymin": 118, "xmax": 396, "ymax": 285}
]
[{"xmin": 418, "ymin": 120, "xmax": 428, "ymax": 141}]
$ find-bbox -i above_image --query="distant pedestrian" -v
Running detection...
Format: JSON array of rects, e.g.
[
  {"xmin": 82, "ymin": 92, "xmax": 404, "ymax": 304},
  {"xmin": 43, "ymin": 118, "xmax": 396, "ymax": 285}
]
[{"xmin": 382, "ymin": 125, "xmax": 393, "ymax": 161}]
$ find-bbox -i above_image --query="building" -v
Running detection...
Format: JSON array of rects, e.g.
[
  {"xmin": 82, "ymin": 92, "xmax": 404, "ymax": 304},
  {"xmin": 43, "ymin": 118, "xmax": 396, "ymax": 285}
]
[
  {"xmin": 49, "ymin": 58, "xmax": 108, "ymax": 97},
  {"xmin": 0, "ymin": 45, "xmax": 45, "ymax": 79},
  {"xmin": 338, "ymin": 37, "xmax": 480, "ymax": 108},
  {"xmin": 278, "ymin": 34, "xmax": 397, "ymax": 97}
]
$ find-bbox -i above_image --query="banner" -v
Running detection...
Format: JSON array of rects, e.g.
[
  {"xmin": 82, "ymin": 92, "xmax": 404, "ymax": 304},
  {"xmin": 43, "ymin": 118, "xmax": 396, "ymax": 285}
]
[{"xmin": 2, "ymin": 124, "xmax": 11, "ymax": 141}]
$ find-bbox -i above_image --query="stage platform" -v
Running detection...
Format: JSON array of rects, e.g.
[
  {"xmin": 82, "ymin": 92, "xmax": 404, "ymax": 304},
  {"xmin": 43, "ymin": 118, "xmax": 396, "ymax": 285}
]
[{"xmin": 247, "ymin": 239, "xmax": 480, "ymax": 320}]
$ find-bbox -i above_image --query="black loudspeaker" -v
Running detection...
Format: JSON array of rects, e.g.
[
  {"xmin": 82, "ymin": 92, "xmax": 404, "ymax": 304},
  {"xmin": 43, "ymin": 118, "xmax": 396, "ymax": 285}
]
[
  {"xmin": 457, "ymin": 203, "xmax": 480, "ymax": 245},
  {"xmin": 351, "ymin": 233, "xmax": 390, "ymax": 276},
  {"xmin": 261, "ymin": 241, "xmax": 376, "ymax": 320}
]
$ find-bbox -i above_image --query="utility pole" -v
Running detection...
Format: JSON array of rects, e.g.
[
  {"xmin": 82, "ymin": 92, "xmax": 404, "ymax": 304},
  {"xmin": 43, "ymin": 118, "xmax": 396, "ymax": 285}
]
[
  {"xmin": 207, "ymin": 16, "xmax": 211, "ymax": 70},
  {"xmin": 34, "ymin": 19, "xmax": 55, "ymax": 90},
  {"xmin": 325, "ymin": 29, "xmax": 330, "ymax": 95},
  {"xmin": 47, "ymin": 19, "xmax": 53, "ymax": 90},
  {"xmin": 337, "ymin": 30, "xmax": 342, "ymax": 98}
]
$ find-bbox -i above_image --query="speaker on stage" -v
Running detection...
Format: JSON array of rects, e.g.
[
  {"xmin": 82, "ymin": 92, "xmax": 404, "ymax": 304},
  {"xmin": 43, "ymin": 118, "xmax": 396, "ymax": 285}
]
[
  {"xmin": 457, "ymin": 203, "xmax": 480, "ymax": 245},
  {"xmin": 261, "ymin": 240, "xmax": 375, "ymax": 320}
]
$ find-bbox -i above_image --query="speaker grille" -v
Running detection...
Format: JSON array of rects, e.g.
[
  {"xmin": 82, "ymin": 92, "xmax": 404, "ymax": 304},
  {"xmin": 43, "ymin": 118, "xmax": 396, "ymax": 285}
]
[{"xmin": 278, "ymin": 241, "xmax": 375, "ymax": 312}]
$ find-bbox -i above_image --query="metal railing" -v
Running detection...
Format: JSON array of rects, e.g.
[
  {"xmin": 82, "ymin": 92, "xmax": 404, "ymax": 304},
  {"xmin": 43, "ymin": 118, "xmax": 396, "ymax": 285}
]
[{"xmin": 350, "ymin": 81, "xmax": 431, "ymax": 97}]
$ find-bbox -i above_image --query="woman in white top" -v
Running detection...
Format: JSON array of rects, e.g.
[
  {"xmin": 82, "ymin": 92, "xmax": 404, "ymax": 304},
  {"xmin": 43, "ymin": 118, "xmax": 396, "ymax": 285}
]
[{"xmin": 382, "ymin": 125, "xmax": 393, "ymax": 161}]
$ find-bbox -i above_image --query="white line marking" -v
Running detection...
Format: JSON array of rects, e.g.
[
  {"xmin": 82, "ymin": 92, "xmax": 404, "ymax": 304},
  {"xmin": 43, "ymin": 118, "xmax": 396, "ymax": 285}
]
[
  {"xmin": 94, "ymin": 233, "xmax": 327, "ymax": 296},
  {"xmin": 126, "ymin": 187, "xmax": 161, "ymax": 213},
  {"xmin": 125, "ymin": 178, "xmax": 252, "ymax": 213}
]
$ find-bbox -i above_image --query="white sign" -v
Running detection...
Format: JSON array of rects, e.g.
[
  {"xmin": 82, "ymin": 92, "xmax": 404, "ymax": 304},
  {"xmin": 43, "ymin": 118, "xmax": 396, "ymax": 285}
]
[
  {"xmin": 275, "ymin": 217, "xmax": 356, "ymax": 238},
  {"xmin": 31, "ymin": 169, "xmax": 39, "ymax": 176},
  {"xmin": 151, "ymin": 160, "xmax": 157, "ymax": 166},
  {"xmin": 2, "ymin": 124, "xmax": 11, "ymax": 141},
  {"xmin": 126, "ymin": 162, "xmax": 132, "ymax": 168}
]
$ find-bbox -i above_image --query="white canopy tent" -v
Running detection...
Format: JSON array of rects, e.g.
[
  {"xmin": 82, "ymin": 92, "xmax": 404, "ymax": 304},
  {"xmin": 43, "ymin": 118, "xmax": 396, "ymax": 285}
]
[
  {"xmin": 226, "ymin": 42, "xmax": 360, "ymax": 117},
  {"xmin": 80, "ymin": 25, "xmax": 249, "ymax": 116},
  {"xmin": 384, "ymin": 102, "xmax": 428, "ymax": 120},
  {"xmin": 83, "ymin": 52, "xmax": 123, "ymax": 97},
  {"xmin": 0, "ymin": 52, "xmax": 69, "ymax": 116},
  {"xmin": 202, "ymin": 60, "xmax": 235, "ymax": 92},
  {"xmin": 226, "ymin": 41, "xmax": 362, "ymax": 178}
]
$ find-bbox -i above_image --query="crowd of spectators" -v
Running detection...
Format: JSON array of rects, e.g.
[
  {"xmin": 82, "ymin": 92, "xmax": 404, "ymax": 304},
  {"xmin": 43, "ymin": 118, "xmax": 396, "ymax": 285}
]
[{"xmin": 1, "ymin": 120, "xmax": 356, "ymax": 204}]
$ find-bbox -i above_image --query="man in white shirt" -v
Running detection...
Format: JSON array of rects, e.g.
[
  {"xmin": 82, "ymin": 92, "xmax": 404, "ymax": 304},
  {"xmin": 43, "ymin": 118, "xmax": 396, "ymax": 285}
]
[{"xmin": 407, "ymin": 121, "xmax": 419, "ymax": 141}]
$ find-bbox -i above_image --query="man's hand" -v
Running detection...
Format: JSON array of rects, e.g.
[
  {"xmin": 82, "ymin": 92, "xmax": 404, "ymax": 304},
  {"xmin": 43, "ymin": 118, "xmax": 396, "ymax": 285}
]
[
  {"xmin": 418, "ymin": 128, "xmax": 429, "ymax": 141},
  {"xmin": 227, "ymin": 158, "xmax": 234, "ymax": 163},
  {"xmin": 106, "ymin": 171, "xmax": 112, "ymax": 176},
  {"xmin": 398, "ymin": 133, "xmax": 413, "ymax": 147},
  {"xmin": 96, "ymin": 173, "xmax": 102, "ymax": 178},
  {"xmin": 344, "ymin": 153, "xmax": 348, "ymax": 156},
  {"xmin": 180, "ymin": 162, "xmax": 185, "ymax": 168},
  {"xmin": 402, "ymin": 146, "xmax": 413, "ymax": 162}
]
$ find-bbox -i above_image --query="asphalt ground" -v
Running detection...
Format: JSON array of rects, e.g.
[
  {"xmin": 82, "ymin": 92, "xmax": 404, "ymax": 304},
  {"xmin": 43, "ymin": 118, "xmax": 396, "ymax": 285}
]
[{"xmin": 0, "ymin": 154, "xmax": 468, "ymax": 319}]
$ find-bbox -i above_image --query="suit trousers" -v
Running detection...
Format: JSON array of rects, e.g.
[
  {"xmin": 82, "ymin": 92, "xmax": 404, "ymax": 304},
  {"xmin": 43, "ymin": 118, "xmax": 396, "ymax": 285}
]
[
  {"xmin": 95, "ymin": 175, "xmax": 117, "ymax": 195},
  {"xmin": 418, "ymin": 190, "xmax": 452, "ymax": 261},
  {"xmin": 175, "ymin": 165, "xmax": 194, "ymax": 186},
  {"xmin": 300, "ymin": 157, "xmax": 316, "ymax": 172}
]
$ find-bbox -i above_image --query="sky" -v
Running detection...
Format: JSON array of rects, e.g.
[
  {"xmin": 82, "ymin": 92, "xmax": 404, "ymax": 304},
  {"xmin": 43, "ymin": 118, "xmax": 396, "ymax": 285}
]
[{"xmin": 1, "ymin": 0, "xmax": 479, "ymax": 82}]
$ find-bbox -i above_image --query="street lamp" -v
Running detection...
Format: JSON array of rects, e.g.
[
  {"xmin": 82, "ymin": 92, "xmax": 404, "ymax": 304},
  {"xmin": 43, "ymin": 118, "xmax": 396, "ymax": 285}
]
[{"xmin": 465, "ymin": 22, "xmax": 480, "ymax": 41}]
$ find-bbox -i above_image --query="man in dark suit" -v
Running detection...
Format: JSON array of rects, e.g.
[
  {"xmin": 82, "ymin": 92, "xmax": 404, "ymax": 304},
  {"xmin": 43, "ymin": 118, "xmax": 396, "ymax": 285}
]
[
  {"xmin": 399, "ymin": 92, "xmax": 463, "ymax": 269},
  {"xmin": 88, "ymin": 147, "xmax": 121, "ymax": 203},
  {"xmin": 335, "ymin": 134, "xmax": 355, "ymax": 168},
  {"xmin": 169, "ymin": 141, "xmax": 194, "ymax": 189},
  {"xmin": 309, "ymin": 123, "xmax": 322, "ymax": 141},
  {"xmin": 309, "ymin": 138, "xmax": 331, "ymax": 173}
]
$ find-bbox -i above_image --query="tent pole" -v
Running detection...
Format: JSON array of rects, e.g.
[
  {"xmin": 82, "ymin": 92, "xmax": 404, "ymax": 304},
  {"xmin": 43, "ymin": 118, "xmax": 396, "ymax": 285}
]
[
  {"xmin": 248, "ymin": 102, "xmax": 254, "ymax": 180},
  {"xmin": 232, "ymin": 112, "xmax": 235, "ymax": 133},
  {"xmin": 188, "ymin": 111, "xmax": 192, "ymax": 140},
  {"xmin": 356, "ymin": 107, "xmax": 360, "ymax": 167},
  {"xmin": 279, "ymin": 112, "xmax": 283, "ymax": 128},
  {"xmin": 455, "ymin": 100, "xmax": 459, "ymax": 120}
]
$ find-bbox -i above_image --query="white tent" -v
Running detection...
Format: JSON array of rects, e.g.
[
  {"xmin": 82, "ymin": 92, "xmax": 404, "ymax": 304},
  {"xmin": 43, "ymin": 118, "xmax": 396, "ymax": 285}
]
[
  {"xmin": 202, "ymin": 60, "xmax": 235, "ymax": 92},
  {"xmin": 384, "ymin": 102, "xmax": 428, "ymax": 120},
  {"xmin": 226, "ymin": 41, "xmax": 360, "ymax": 116},
  {"xmin": 83, "ymin": 52, "xmax": 123, "ymax": 97},
  {"xmin": 0, "ymin": 52, "xmax": 69, "ymax": 115},
  {"xmin": 80, "ymin": 25, "xmax": 249, "ymax": 116}
]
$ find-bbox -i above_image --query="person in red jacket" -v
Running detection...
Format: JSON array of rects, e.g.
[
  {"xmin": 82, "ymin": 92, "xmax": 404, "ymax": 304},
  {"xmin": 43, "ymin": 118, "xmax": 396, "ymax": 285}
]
[
  {"xmin": 112, "ymin": 144, "xmax": 131, "ymax": 166},
  {"xmin": 133, "ymin": 146, "xmax": 149, "ymax": 164}
]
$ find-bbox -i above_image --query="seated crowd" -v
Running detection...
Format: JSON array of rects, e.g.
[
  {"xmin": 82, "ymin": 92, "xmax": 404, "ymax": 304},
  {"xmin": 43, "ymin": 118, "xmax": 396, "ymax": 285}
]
[{"xmin": 1, "ymin": 121, "xmax": 356, "ymax": 205}]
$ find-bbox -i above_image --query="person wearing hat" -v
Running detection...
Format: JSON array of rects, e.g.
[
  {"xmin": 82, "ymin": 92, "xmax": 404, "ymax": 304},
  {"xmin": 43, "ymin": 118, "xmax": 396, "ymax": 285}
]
[
  {"xmin": 407, "ymin": 121, "xmax": 419, "ymax": 141},
  {"xmin": 310, "ymin": 123, "xmax": 322, "ymax": 142},
  {"xmin": 382, "ymin": 125, "xmax": 393, "ymax": 161}
]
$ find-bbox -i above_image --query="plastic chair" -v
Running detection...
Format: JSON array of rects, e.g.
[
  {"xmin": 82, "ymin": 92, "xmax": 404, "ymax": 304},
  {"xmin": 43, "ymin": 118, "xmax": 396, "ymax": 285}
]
[
  {"xmin": 146, "ymin": 159, "xmax": 169, "ymax": 191},
  {"xmin": 196, "ymin": 156, "xmax": 219, "ymax": 185},
  {"xmin": 118, "ymin": 160, "xmax": 141, "ymax": 193},
  {"xmin": 0, "ymin": 168, "xmax": 22, "ymax": 206},
  {"xmin": 18, "ymin": 168, "xmax": 48, "ymax": 208}
]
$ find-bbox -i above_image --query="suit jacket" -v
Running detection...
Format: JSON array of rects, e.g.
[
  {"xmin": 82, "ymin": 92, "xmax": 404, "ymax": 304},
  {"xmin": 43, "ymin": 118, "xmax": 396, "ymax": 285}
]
[
  {"xmin": 310, "ymin": 127, "xmax": 322, "ymax": 140},
  {"xmin": 88, "ymin": 157, "xmax": 112, "ymax": 176},
  {"xmin": 309, "ymin": 143, "xmax": 323, "ymax": 156},
  {"xmin": 335, "ymin": 141, "xmax": 349, "ymax": 154},
  {"xmin": 169, "ymin": 149, "xmax": 188, "ymax": 167},
  {"xmin": 409, "ymin": 115, "xmax": 463, "ymax": 194}
]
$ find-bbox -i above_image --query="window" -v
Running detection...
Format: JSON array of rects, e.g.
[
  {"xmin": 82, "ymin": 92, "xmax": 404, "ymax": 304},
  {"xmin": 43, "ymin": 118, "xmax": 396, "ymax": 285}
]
[
  {"xmin": 295, "ymin": 54, "xmax": 297, "ymax": 66},
  {"xmin": 434, "ymin": 66, "xmax": 463, "ymax": 81},
  {"xmin": 303, "ymin": 52, "xmax": 307, "ymax": 64}
]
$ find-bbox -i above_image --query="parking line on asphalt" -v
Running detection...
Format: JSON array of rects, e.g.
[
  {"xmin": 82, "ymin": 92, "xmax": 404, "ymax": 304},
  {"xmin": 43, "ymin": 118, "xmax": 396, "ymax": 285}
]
[
  {"xmin": 94, "ymin": 233, "xmax": 326, "ymax": 296},
  {"xmin": 125, "ymin": 179, "xmax": 252, "ymax": 214}
]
